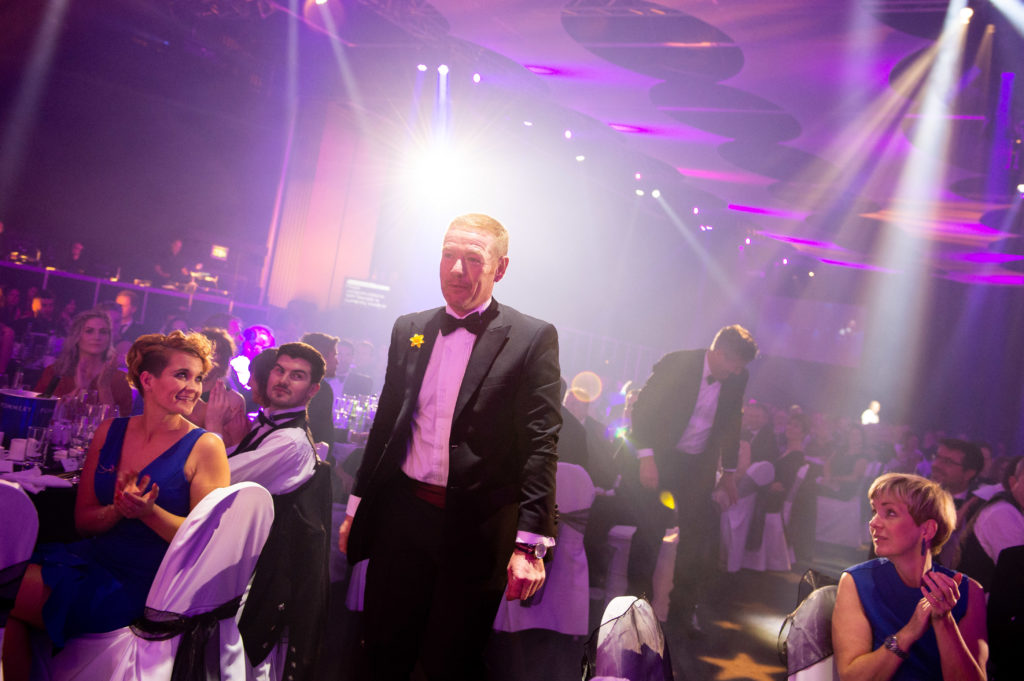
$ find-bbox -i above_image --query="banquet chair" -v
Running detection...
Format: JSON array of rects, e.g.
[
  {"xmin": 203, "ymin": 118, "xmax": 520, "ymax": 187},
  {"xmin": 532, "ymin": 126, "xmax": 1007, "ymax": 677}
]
[
  {"xmin": 781, "ymin": 585, "xmax": 837, "ymax": 681},
  {"xmin": 240, "ymin": 460, "xmax": 333, "ymax": 681},
  {"xmin": 814, "ymin": 461, "xmax": 881, "ymax": 548},
  {"xmin": 1, "ymin": 480, "xmax": 40, "ymax": 669},
  {"xmin": 719, "ymin": 461, "xmax": 775, "ymax": 573},
  {"xmin": 601, "ymin": 525, "xmax": 637, "ymax": 605},
  {"xmin": 582, "ymin": 596, "xmax": 672, "ymax": 681},
  {"xmin": 494, "ymin": 462, "xmax": 596, "ymax": 636},
  {"xmin": 34, "ymin": 482, "xmax": 275, "ymax": 681},
  {"xmin": 742, "ymin": 464, "xmax": 810, "ymax": 572}
]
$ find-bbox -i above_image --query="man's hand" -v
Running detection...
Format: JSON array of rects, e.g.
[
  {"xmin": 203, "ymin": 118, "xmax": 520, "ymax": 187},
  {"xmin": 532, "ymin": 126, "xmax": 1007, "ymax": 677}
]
[
  {"xmin": 338, "ymin": 515, "xmax": 353, "ymax": 554},
  {"xmin": 505, "ymin": 551, "xmax": 545, "ymax": 601},
  {"xmin": 716, "ymin": 471, "xmax": 739, "ymax": 507},
  {"xmin": 638, "ymin": 456, "xmax": 659, "ymax": 490}
]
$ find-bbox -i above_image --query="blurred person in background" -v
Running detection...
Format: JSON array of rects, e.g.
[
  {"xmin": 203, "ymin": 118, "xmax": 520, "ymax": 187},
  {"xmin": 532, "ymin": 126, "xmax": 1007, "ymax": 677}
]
[
  {"xmin": 190, "ymin": 327, "xmax": 248, "ymax": 448},
  {"xmin": 34, "ymin": 309, "xmax": 132, "ymax": 415}
]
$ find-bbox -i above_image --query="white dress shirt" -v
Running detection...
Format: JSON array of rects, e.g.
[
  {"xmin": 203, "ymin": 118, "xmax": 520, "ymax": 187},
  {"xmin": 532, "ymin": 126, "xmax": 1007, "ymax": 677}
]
[
  {"xmin": 346, "ymin": 299, "xmax": 553, "ymax": 547},
  {"xmin": 974, "ymin": 500, "xmax": 1024, "ymax": 564},
  {"xmin": 638, "ymin": 353, "xmax": 721, "ymax": 459},
  {"xmin": 228, "ymin": 406, "xmax": 316, "ymax": 495}
]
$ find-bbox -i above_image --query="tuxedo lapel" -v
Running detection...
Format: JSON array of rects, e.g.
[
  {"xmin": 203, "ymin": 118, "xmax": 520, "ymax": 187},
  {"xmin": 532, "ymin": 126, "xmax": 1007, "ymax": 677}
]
[
  {"xmin": 405, "ymin": 310, "xmax": 443, "ymax": 397},
  {"xmin": 452, "ymin": 313, "xmax": 510, "ymax": 425}
]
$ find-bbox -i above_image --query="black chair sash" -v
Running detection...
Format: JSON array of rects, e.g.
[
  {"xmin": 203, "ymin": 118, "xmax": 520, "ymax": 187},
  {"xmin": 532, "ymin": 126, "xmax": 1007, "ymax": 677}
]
[
  {"xmin": 0, "ymin": 559, "xmax": 30, "ymax": 627},
  {"xmin": 130, "ymin": 595, "xmax": 241, "ymax": 681}
]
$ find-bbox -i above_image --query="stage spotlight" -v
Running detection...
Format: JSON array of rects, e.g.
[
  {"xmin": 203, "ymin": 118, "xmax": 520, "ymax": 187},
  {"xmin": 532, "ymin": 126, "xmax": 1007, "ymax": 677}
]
[
  {"xmin": 692, "ymin": 207, "xmax": 700, "ymax": 215},
  {"xmin": 438, "ymin": 64, "xmax": 449, "ymax": 75},
  {"xmin": 745, "ymin": 237, "xmax": 751, "ymax": 245},
  {"xmin": 959, "ymin": 6, "xmax": 973, "ymax": 24},
  {"xmin": 575, "ymin": 155, "xmax": 586, "ymax": 162},
  {"xmin": 651, "ymin": 189, "xmax": 661, "ymax": 198},
  {"xmin": 417, "ymin": 64, "xmax": 427, "ymax": 72},
  {"xmin": 808, "ymin": 271, "xmax": 815, "ymax": 277},
  {"xmin": 1017, "ymin": 183, "xmax": 1024, "ymax": 193},
  {"xmin": 472, "ymin": 73, "xmax": 481, "ymax": 83},
  {"xmin": 314, "ymin": 0, "xmax": 328, "ymax": 5},
  {"xmin": 782, "ymin": 258, "xmax": 789, "ymax": 265},
  {"xmin": 635, "ymin": 189, "xmax": 645, "ymax": 197},
  {"xmin": 564, "ymin": 129, "xmax": 573, "ymax": 140},
  {"xmin": 634, "ymin": 172, "xmax": 642, "ymax": 180},
  {"xmin": 523, "ymin": 121, "xmax": 533, "ymax": 127}
]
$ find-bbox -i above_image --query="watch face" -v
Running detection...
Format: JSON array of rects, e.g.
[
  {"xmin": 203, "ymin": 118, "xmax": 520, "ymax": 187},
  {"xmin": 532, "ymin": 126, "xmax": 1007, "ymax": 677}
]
[{"xmin": 535, "ymin": 543, "xmax": 547, "ymax": 559}]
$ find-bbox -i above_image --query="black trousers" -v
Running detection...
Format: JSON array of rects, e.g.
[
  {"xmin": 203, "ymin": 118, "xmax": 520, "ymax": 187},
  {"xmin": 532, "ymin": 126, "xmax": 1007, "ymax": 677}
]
[
  {"xmin": 362, "ymin": 476, "xmax": 513, "ymax": 681},
  {"xmin": 627, "ymin": 450, "xmax": 720, "ymax": 617}
]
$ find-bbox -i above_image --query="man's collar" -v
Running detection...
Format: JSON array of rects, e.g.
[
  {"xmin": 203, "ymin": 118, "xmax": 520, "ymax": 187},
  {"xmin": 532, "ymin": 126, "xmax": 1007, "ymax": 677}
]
[
  {"xmin": 265, "ymin": 405, "xmax": 307, "ymax": 418},
  {"xmin": 445, "ymin": 297, "xmax": 493, "ymax": 321}
]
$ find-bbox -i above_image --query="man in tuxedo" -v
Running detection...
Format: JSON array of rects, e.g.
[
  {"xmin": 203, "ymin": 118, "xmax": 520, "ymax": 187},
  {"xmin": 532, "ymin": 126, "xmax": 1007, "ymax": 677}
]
[
  {"xmin": 299, "ymin": 331, "xmax": 342, "ymax": 445},
  {"xmin": 332, "ymin": 338, "xmax": 374, "ymax": 397},
  {"xmin": 628, "ymin": 324, "xmax": 757, "ymax": 632},
  {"xmin": 115, "ymin": 290, "xmax": 147, "ymax": 343},
  {"xmin": 228, "ymin": 342, "xmax": 323, "ymax": 495},
  {"xmin": 337, "ymin": 213, "xmax": 561, "ymax": 680}
]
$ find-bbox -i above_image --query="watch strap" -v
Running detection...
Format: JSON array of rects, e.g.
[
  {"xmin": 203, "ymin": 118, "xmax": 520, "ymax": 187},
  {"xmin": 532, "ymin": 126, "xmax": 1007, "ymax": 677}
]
[{"xmin": 884, "ymin": 634, "xmax": 909, "ymax": 661}]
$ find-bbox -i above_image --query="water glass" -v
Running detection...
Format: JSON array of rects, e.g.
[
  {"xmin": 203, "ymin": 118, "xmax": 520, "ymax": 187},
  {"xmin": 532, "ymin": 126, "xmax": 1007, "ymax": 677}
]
[{"xmin": 26, "ymin": 426, "xmax": 46, "ymax": 465}]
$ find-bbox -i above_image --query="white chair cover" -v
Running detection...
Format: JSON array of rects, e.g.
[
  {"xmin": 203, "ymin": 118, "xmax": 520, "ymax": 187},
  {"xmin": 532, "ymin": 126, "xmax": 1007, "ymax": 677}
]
[
  {"xmin": 742, "ymin": 464, "xmax": 809, "ymax": 572},
  {"xmin": 344, "ymin": 559, "xmax": 369, "ymax": 612},
  {"xmin": 493, "ymin": 463, "xmax": 596, "ymax": 635},
  {"xmin": 1, "ymin": 480, "xmax": 40, "ymax": 668},
  {"xmin": 649, "ymin": 526, "xmax": 679, "ymax": 622},
  {"xmin": 814, "ymin": 461, "xmax": 881, "ymax": 548},
  {"xmin": 719, "ymin": 461, "xmax": 774, "ymax": 573},
  {"xmin": 590, "ymin": 596, "xmax": 672, "ymax": 681},
  {"xmin": 790, "ymin": 656, "xmax": 836, "ymax": 681},
  {"xmin": 0, "ymin": 480, "xmax": 39, "ymax": 570},
  {"xmin": 602, "ymin": 525, "xmax": 637, "ymax": 605},
  {"xmin": 37, "ymin": 482, "xmax": 275, "ymax": 681}
]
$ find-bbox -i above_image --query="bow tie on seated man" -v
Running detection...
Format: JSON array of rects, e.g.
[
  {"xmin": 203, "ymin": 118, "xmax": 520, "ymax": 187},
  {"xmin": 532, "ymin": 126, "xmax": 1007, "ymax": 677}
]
[{"xmin": 228, "ymin": 343, "xmax": 325, "ymax": 496}]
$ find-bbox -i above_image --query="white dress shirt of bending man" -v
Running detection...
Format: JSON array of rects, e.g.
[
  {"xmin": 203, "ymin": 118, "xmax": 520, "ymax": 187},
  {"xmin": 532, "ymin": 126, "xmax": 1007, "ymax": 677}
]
[{"xmin": 228, "ymin": 342, "xmax": 324, "ymax": 496}]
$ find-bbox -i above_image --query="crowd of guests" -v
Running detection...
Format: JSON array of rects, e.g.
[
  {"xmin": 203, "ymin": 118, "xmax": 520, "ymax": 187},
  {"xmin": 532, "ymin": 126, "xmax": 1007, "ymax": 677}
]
[
  {"xmin": 2, "ymin": 277, "xmax": 1022, "ymax": 680},
  {"xmin": 0, "ymin": 279, "xmax": 386, "ymax": 680}
]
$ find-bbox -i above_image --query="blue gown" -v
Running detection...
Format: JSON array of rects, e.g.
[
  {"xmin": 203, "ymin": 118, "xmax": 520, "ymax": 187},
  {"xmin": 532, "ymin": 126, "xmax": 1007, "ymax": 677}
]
[
  {"xmin": 36, "ymin": 417, "xmax": 203, "ymax": 646},
  {"xmin": 846, "ymin": 558, "xmax": 969, "ymax": 681}
]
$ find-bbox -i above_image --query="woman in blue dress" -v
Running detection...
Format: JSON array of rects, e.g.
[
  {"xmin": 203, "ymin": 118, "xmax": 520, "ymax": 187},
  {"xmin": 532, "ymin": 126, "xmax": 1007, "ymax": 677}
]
[
  {"xmin": 2, "ymin": 331, "xmax": 231, "ymax": 681},
  {"xmin": 833, "ymin": 473, "xmax": 987, "ymax": 681}
]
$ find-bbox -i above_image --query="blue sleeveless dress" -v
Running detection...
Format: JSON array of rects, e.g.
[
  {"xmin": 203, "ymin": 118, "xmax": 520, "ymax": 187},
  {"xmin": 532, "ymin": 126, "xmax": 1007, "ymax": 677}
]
[
  {"xmin": 846, "ymin": 558, "xmax": 969, "ymax": 681},
  {"xmin": 35, "ymin": 417, "xmax": 203, "ymax": 646}
]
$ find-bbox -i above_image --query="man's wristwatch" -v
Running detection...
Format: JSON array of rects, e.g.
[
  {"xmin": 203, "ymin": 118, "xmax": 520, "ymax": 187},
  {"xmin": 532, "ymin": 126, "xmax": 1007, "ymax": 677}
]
[
  {"xmin": 884, "ymin": 634, "xmax": 909, "ymax": 661},
  {"xmin": 514, "ymin": 542, "xmax": 547, "ymax": 560}
]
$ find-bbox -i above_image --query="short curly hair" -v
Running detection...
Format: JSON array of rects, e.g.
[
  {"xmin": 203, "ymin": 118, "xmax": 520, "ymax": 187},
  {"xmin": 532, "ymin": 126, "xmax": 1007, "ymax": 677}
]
[
  {"xmin": 126, "ymin": 331, "xmax": 214, "ymax": 390},
  {"xmin": 868, "ymin": 473, "xmax": 957, "ymax": 555}
]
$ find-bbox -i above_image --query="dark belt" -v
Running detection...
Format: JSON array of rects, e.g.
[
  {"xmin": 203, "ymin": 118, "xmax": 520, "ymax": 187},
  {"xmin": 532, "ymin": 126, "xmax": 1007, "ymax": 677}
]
[{"xmin": 405, "ymin": 475, "xmax": 447, "ymax": 509}]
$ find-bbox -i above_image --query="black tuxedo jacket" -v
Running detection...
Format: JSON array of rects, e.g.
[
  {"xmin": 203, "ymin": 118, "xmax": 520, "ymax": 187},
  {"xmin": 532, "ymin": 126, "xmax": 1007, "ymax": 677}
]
[
  {"xmin": 630, "ymin": 349, "xmax": 747, "ymax": 472},
  {"xmin": 350, "ymin": 299, "xmax": 561, "ymax": 555}
]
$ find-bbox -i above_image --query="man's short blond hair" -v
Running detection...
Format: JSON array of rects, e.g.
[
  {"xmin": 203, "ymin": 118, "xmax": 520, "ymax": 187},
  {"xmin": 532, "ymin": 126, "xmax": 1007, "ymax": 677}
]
[
  {"xmin": 447, "ymin": 213, "xmax": 509, "ymax": 258},
  {"xmin": 868, "ymin": 473, "xmax": 957, "ymax": 554}
]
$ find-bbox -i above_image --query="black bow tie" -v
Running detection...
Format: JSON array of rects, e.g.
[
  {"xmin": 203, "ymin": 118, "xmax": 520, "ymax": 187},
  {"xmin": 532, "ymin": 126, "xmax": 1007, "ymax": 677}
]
[
  {"xmin": 440, "ymin": 312, "xmax": 485, "ymax": 336},
  {"xmin": 257, "ymin": 410, "xmax": 297, "ymax": 428}
]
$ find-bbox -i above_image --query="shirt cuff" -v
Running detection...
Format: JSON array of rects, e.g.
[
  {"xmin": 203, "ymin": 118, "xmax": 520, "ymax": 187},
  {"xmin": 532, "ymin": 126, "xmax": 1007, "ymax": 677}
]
[
  {"xmin": 637, "ymin": 448, "xmax": 654, "ymax": 459},
  {"xmin": 516, "ymin": 531, "xmax": 555, "ymax": 548},
  {"xmin": 346, "ymin": 495, "xmax": 361, "ymax": 516}
]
